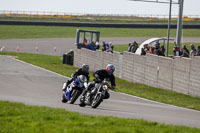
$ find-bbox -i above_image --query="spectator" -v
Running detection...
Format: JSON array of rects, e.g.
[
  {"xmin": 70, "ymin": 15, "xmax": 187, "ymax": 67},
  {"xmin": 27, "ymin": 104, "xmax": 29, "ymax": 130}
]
[
  {"xmin": 173, "ymin": 42, "xmax": 180, "ymax": 56},
  {"xmin": 106, "ymin": 42, "xmax": 110, "ymax": 51},
  {"xmin": 110, "ymin": 42, "xmax": 114, "ymax": 53},
  {"xmin": 197, "ymin": 45, "xmax": 200, "ymax": 56},
  {"xmin": 160, "ymin": 45, "xmax": 165, "ymax": 56},
  {"xmin": 153, "ymin": 42, "xmax": 160, "ymax": 55},
  {"xmin": 131, "ymin": 41, "xmax": 138, "ymax": 53},
  {"xmin": 83, "ymin": 38, "xmax": 87, "ymax": 45},
  {"xmin": 87, "ymin": 44, "xmax": 94, "ymax": 50},
  {"xmin": 95, "ymin": 41, "xmax": 100, "ymax": 50},
  {"xmin": 106, "ymin": 42, "xmax": 114, "ymax": 53},
  {"xmin": 141, "ymin": 44, "xmax": 148, "ymax": 55},
  {"xmin": 128, "ymin": 43, "xmax": 133, "ymax": 52},
  {"xmin": 148, "ymin": 45, "xmax": 152, "ymax": 54},
  {"xmin": 190, "ymin": 44, "xmax": 196, "ymax": 57},
  {"xmin": 156, "ymin": 41, "xmax": 161, "ymax": 48},
  {"xmin": 180, "ymin": 45, "xmax": 189, "ymax": 58},
  {"xmin": 102, "ymin": 41, "xmax": 106, "ymax": 51}
]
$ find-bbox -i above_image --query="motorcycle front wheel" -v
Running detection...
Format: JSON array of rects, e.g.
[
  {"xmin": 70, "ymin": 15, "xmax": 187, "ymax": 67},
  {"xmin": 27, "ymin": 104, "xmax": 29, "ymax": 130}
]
[
  {"xmin": 69, "ymin": 90, "xmax": 81, "ymax": 104},
  {"xmin": 61, "ymin": 93, "xmax": 68, "ymax": 103},
  {"xmin": 79, "ymin": 95, "xmax": 86, "ymax": 107},
  {"xmin": 91, "ymin": 93, "xmax": 103, "ymax": 108}
]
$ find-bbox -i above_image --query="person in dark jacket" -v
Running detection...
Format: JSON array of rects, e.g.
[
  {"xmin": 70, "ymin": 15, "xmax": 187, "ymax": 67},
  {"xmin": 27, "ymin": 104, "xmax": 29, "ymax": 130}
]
[
  {"xmin": 63, "ymin": 64, "xmax": 90, "ymax": 91},
  {"xmin": 197, "ymin": 45, "xmax": 200, "ymax": 56},
  {"xmin": 81, "ymin": 64, "xmax": 116, "ymax": 100},
  {"xmin": 131, "ymin": 41, "xmax": 138, "ymax": 53},
  {"xmin": 180, "ymin": 45, "xmax": 189, "ymax": 58},
  {"xmin": 190, "ymin": 44, "xmax": 196, "ymax": 57}
]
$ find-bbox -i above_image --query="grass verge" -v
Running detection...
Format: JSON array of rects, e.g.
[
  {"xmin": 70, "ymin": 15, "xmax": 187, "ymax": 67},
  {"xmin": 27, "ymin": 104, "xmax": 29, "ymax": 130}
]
[
  {"xmin": 1, "ymin": 16, "xmax": 200, "ymax": 24},
  {"xmin": 1, "ymin": 25, "xmax": 200, "ymax": 40},
  {"xmin": 0, "ymin": 51, "xmax": 200, "ymax": 111},
  {"xmin": 1, "ymin": 101, "xmax": 199, "ymax": 133}
]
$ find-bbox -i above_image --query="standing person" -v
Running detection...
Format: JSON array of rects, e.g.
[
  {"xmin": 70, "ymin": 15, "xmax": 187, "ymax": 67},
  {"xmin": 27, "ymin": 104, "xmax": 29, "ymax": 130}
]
[
  {"xmin": 95, "ymin": 41, "xmax": 100, "ymax": 50},
  {"xmin": 81, "ymin": 64, "xmax": 116, "ymax": 101},
  {"xmin": 83, "ymin": 38, "xmax": 87, "ymax": 45},
  {"xmin": 104, "ymin": 42, "xmax": 112, "ymax": 52},
  {"xmin": 160, "ymin": 45, "xmax": 165, "ymax": 56},
  {"xmin": 107, "ymin": 42, "xmax": 114, "ymax": 53},
  {"xmin": 197, "ymin": 45, "xmax": 200, "ymax": 56},
  {"xmin": 181, "ymin": 45, "xmax": 189, "ymax": 58},
  {"xmin": 102, "ymin": 41, "xmax": 106, "ymax": 51},
  {"xmin": 131, "ymin": 41, "xmax": 138, "ymax": 53},
  {"xmin": 156, "ymin": 41, "xmax": 161, "ymax": 48},
  {"xmin": 173, "ymin": 42, "xmax": 180, "ymax": 56},
  {"xmin": 63, "ymin": 64, "xmax": 90, "ymax": 91},
  {"xmin": 190, "ymin": 44, "xmax": 197, "ymax": 57},
  {"xmin": 128, "ymin": 43, "xmax": 133, "ymax": 52}
]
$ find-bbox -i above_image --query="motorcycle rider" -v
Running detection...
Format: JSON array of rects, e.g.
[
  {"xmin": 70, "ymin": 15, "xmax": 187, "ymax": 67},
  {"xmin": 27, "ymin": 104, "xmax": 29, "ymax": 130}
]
[
  {"xmin": 63, "ymin": 64, "xmax": 90, "ymax": 91},
  {"xmin": 81, "ymin": 64, "xmax": 116, "ymax": 100}
]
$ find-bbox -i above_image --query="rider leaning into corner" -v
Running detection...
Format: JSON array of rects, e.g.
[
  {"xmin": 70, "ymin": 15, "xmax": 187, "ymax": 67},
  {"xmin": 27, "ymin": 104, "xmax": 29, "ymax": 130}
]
[
  {"xmin": 63, "ymin": 64, "xmax": 90, "ymax": 91},
  {"xmin": 81, "ymin": 64, "xmax": 116, "ymax": 100}
]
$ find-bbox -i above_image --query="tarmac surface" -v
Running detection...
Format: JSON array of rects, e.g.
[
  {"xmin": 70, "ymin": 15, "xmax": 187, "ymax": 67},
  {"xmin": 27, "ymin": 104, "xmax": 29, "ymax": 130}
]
[
  {"xmin": 0, "ymin": 55, "xmax": 200, "ymax": 128},
  {"xmin": 0, "ymin": 37, "xmax": 200, "ymax": 56}
]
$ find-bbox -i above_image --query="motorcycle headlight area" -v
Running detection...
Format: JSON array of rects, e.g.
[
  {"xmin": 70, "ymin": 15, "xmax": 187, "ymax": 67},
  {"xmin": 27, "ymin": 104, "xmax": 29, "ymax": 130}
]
[{"xmin": 102, "ymin": 85, "xmax": 108, "ymax": 90}]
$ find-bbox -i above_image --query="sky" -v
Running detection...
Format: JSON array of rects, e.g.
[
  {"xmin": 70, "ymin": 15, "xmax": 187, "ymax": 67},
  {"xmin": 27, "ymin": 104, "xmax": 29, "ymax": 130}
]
[{"xmin": 0, "ymin": 0, "xmax": 199, "ymax": 16}]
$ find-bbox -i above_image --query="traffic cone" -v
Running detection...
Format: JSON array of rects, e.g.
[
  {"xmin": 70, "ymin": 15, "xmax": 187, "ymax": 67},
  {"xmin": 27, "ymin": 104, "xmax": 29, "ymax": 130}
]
[
  {"xmin": 35, "ymin": 46, "xmax": 39, "ymax": 52},
  {"xmin": 16, "ymin": 46, "xmax": 19, "ymax": 51}
]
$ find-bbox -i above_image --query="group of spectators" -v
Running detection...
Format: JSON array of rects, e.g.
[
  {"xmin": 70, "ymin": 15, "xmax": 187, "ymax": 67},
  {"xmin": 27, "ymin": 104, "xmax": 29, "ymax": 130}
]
[
  {"xmin": 128, "ymin": 41, "xmax": 165, "ymax": 56},
  {"xmin": 128, "ymin": 41, "xmax": 139, "ymax": 53},
  {"xmin": 83, "ymin": 38, "xmax": 114, "ymax": 53},
  {"xmin": 141, "ymin": 41, "xmax": 165, "ymax": 56},
  {"xmin": 102, "ymin": 41, "xmax": 114, "ymax": 53},
  {"xmin": 127, "ymin": 40, "xmax": 200, "ymax": 58},
  {"xmin": 173, "ymin": 42, "xmax": 200, "ymax": 57}
]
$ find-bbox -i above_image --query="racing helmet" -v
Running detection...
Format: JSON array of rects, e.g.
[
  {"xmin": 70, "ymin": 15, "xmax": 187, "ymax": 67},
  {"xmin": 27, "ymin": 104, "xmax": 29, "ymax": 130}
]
[
  {"xmin": 82, "ymin": 64, "xmax": 89, "ymax": 73},
  {"xmin": 106, "ymin": 64, "xmax": 115, "ymax": 75}
]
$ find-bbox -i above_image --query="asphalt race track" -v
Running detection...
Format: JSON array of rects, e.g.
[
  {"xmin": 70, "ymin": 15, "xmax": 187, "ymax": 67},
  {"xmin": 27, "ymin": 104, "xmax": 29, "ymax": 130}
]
[
  {"xmin": 0, "ymin": 55, "xmax": 200, "ymax": 128},
  {"xmin": 1, "ymin": 37, "xmax": 200, "ymax": 56}
]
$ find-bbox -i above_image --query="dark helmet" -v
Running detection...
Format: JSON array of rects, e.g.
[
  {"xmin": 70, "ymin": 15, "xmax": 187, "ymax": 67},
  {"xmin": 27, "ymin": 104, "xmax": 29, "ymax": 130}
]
[
  {"xmin": 106, "ymin": 64, "xmax": 115, "ymax": 75},
  {"xmin": 82, "ymin": 64, "xmax": 89, "ymax": 73}
]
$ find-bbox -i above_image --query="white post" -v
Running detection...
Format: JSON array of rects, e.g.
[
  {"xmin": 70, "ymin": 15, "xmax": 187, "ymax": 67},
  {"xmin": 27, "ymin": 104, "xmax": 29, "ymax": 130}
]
[{"xmin": 176, "ymin": 0, "xmax": 184, "ymax": 48}]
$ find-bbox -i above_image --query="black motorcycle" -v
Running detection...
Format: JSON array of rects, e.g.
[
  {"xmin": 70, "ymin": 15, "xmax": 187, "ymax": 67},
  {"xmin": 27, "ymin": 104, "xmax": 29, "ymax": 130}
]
[
  {"xmin": 79, "ymin": 78, "xmax": 111, "ymax": 108},
  {"xmin": 62, "ymin": 75, "xmax": 87, "ymax": 104}
]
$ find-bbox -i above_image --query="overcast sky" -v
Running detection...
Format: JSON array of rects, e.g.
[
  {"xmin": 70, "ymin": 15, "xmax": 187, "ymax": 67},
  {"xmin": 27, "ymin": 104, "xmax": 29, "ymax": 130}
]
[{"xmin": 0, "ymin": 0, "xmax": 199, "ymax": 16}]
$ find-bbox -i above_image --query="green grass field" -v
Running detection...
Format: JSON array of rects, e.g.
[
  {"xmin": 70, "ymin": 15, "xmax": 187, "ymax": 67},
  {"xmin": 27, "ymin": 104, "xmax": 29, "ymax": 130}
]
[
  {"xmin": 1, "ymin": 101, "xmax": 199, "ymax": 133},
  {"xmin": 1, "ymin": 25, "xmax": 200, "ymax": 40}
]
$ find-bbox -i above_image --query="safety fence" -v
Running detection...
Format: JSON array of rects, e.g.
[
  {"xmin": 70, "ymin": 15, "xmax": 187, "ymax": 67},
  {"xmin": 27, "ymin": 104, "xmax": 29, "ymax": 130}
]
[{"xmin": 73, "ymin": 48, "xmax": 200, "ymax": 97}]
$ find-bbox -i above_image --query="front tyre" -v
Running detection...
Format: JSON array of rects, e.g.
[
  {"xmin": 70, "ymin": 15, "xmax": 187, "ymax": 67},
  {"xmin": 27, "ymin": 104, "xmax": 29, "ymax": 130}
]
[
  {"xmin": 69, "ymin": 90, "xmax": 81, "ymax": 104},
  {"xmin": 79, "ymin": 96, "xmax": 86, "ymax": 107},
  {"xmin": 61, "ymin": 93, "xmax": 68, "ymax": 103},
  {"xmin": 91, "ymin": 93, "xmax": 103, "ymax": 108}
]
